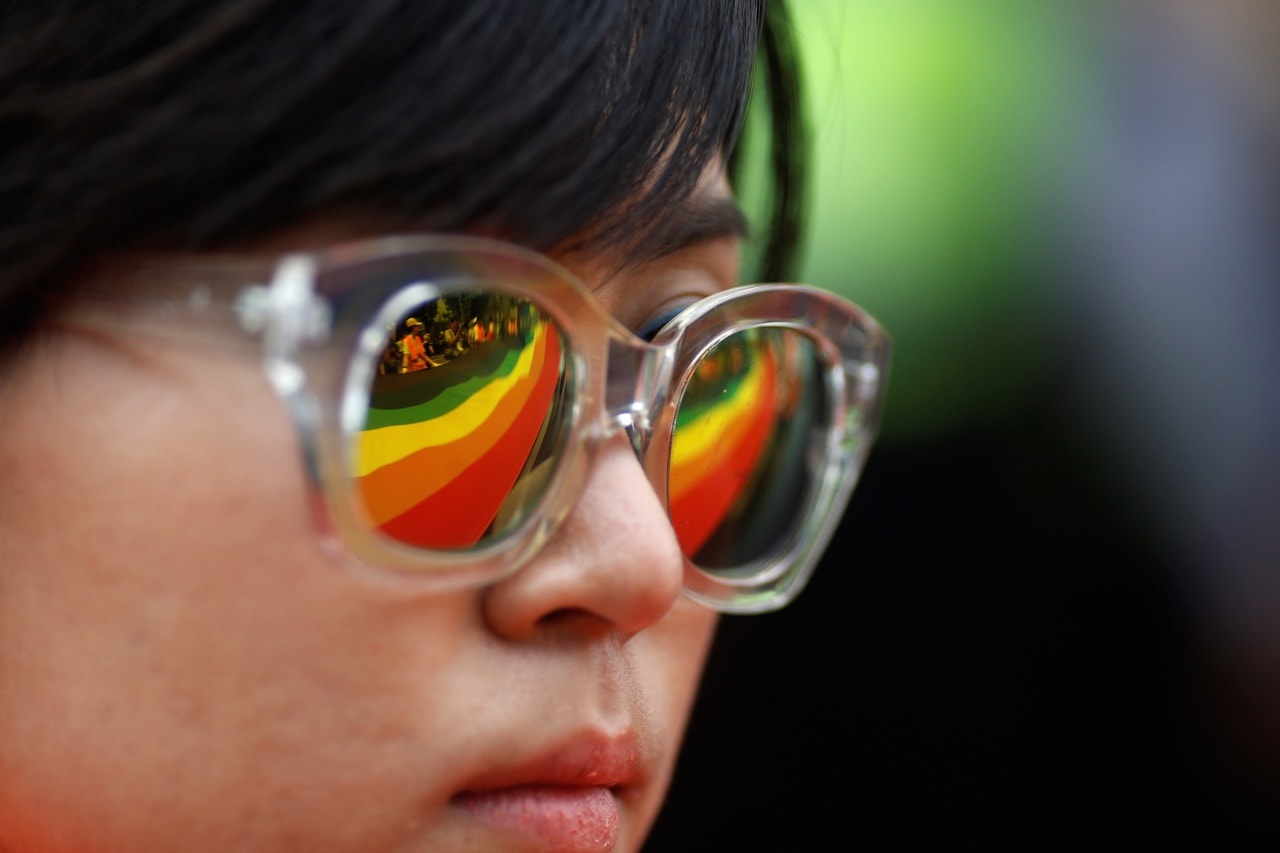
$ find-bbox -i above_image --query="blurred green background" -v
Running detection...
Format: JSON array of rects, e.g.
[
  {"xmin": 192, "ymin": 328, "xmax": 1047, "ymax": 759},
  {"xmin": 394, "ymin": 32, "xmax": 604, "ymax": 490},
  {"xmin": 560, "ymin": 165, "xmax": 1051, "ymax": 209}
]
[{"xmin": 772, "ymin": 0, "xmax": 1087, "ymax": 440}]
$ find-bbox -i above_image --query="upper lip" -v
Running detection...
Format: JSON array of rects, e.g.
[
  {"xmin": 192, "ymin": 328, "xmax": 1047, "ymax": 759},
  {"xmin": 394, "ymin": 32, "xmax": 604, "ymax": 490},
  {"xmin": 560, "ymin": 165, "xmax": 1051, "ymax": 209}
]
[{"xmin": 454, "ymin": 730, "xmax": 645, "ymax": 794}]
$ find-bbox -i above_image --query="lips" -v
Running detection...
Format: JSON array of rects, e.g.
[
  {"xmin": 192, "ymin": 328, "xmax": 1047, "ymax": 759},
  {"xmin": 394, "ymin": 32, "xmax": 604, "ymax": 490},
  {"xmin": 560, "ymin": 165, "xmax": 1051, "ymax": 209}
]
[
  {"xmin": 454, "ymin": 785, "xmax": 620, "ymax": 852},
  {"xmin": 451, "ymin": 734, "xmax": 642, "ymax": 851}
]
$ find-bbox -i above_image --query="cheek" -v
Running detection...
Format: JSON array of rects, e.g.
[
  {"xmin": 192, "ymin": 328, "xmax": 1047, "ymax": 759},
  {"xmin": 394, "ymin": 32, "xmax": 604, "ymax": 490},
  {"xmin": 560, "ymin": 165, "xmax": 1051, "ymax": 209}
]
[
  {"xmin": 0, "ymin": 339, "xmax": 477, "ymax": 847},
  {"xmin": 631, "ymin": 602, "xmax": 719, "ymax": 779},
  {"xmin": 617, "ymin": 601, "xmax": 717, "ymax": 847},
  {"xmin": 0, "ymin": 334, "xmax": 304, "ymax": 558},
  {"xmin": 0, "ymin": 338, "xmax": 313, "ymax": 652},
  {"xmin": 641, "ymin": 601, "xmax": 718, "ymax": 702},
  {"xmin": 0, "ymin": 341, "xmax": 301, "ymax": 824}
]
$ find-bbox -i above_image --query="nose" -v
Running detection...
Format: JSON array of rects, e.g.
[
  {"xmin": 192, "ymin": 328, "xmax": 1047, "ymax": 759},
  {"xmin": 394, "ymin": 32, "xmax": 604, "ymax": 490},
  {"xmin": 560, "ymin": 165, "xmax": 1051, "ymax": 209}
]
[{"xmin": 481, "ymin": 435, "xmax": 686, "ymax": 642}]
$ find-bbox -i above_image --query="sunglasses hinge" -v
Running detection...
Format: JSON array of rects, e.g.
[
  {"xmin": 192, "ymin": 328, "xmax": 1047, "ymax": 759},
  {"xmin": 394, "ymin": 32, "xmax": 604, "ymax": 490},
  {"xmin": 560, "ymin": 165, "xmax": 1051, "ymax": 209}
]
[{"xmin": 236, "ymin": 256, "xmax": 333, "ymax": 357}]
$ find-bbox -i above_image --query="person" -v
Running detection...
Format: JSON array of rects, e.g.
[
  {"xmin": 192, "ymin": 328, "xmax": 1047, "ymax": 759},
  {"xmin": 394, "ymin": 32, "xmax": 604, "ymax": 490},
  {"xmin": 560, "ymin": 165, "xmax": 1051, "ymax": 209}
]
[
  {"xmin": 0, "ymin": 2, "xmax": 889, "ymax": 851},
  {"xmin": 445, "ymin": 318, "xmax": 468, "ymax": 356},
  {"xmin": 422, "ymin": 327, "xmax": 446, "ymax": 363},
  {"xmin": 399, "ymin": 316, "xmax": 441, "ymax": 372},
  {"xmin": 379, "ymin": 339, "xmax": 402, "ymax": 376},
  {"xmin": 399, "ymin": 317, "xmax": 430, "ymax": 372}
]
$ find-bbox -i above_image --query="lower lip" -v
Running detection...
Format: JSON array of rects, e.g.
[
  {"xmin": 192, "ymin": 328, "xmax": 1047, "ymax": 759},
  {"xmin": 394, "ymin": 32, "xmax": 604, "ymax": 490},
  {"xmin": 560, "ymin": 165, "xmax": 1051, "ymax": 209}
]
[{"xmin": 454, "ymin": 785, "xmax": 621, "ymax": 852}]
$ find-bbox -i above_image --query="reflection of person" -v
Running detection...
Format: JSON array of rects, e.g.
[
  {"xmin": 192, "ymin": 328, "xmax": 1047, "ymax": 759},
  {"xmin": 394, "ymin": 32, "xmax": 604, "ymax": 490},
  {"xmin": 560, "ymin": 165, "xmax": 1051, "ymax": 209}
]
[
  {"xmin": 399, "ymin": 318, "xmax": 428, "ymax": 372},
  {"xmin": 399, "ymin": 317, "xmax": 438, "ymax": 372},
  {"xmin": 445, "ymin": 319, "xmax": 468, "ymax": 355},
  {"xmin": 0, "ymin": 2, "xmax": 879, "ymax": 851},
  {"xmin": 379, "ymin": 341, "xmax": 401, "ymax": 375},
  {"xmin": 422, "ymin": 329, "xmax": 445, "ymax": 362}
]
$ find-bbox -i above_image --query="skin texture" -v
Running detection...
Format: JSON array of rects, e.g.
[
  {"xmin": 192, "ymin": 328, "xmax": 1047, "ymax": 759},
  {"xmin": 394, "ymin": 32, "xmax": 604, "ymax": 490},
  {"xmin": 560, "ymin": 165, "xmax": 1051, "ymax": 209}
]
[{"xmin": 0, "ymin": 176, "xmax": 741, "ymax": 851}]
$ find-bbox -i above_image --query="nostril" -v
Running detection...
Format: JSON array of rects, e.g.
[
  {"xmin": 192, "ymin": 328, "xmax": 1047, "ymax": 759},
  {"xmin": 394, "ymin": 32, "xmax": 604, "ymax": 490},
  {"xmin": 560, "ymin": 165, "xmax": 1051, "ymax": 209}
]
[
  {"xmin": 534, "ymin": 608, "xmax": 619, "ymax": 640},
  {"xmin": 540, "ymin": 608, "xmax": 576, "ymax": 625}
]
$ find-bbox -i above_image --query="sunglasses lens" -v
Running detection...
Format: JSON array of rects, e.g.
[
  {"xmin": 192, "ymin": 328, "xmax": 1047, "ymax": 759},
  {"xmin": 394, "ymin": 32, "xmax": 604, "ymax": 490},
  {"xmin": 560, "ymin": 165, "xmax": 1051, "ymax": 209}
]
[
  {"xmin": 352, "ymin": 290, "xmax": 570, "ymax": 552},
  {"xmin": 669, "ymin": 327, "xmax": 827, "ymax": 573}
]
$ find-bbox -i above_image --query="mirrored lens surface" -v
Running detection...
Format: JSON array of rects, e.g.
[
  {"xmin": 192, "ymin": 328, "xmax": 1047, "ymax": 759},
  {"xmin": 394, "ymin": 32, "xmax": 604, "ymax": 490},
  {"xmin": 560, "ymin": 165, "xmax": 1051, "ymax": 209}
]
[
  {"xmin": 669, "ymin": 327, "xmax": 826, "ymax": 573},
  {"xmin": 352, "ymin": 290, "xmax": 570, "ymax": 552}
]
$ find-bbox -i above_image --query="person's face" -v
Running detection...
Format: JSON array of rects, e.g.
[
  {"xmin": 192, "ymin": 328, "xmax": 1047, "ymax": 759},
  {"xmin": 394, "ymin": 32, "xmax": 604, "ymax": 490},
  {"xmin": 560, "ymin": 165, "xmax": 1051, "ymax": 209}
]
[{"xmin": 0, "ymin": 174, "xmax": 743, "ymax": 851}]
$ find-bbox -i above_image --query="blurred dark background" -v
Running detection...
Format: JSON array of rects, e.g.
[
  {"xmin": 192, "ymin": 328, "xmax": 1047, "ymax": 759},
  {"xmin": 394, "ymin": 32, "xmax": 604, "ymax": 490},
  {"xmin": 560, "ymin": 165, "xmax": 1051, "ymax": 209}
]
[{"xmin": 649, "ymin": 1, "xmax": 1280, "ymax": 847}]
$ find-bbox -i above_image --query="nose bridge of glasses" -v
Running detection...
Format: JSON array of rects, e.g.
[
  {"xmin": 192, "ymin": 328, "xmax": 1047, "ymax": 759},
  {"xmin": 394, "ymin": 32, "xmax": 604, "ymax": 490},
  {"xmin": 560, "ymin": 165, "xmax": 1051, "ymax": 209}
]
[{"xmin": 601, "ymin": 336, "xmax": 674, "ymax": 459}]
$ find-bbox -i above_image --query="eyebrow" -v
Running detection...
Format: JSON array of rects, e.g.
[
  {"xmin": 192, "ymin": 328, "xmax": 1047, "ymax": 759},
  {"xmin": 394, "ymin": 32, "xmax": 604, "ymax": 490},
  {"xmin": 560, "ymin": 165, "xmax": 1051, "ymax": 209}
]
[{"xmin": 623, "ymin": 193, "xmax": 750, "ymax": 269}]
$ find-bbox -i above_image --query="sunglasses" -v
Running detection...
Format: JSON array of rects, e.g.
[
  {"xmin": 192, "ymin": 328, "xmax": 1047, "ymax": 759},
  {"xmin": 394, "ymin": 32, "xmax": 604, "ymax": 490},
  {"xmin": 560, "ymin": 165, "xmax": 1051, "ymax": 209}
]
[{"xmin": 73, "ymin": 235, "xmax": 890, "ymax": 613}]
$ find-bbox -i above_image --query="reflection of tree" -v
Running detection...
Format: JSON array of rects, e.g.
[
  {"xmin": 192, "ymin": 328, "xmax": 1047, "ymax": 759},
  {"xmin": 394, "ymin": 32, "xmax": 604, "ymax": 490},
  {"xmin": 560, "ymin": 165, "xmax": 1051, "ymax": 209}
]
[
  {"xmin": 432, "ymin": 297, "xmax": 454, "ymax": 328},
  {"xmin": 432, "ymin": 294, "xmax": 473, "ymax": 330}
]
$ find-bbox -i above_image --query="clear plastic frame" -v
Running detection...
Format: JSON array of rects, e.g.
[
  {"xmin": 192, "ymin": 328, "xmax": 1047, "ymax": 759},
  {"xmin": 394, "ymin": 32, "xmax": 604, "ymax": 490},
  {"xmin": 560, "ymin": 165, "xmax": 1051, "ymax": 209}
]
[{"xmin": 69, "ymin": 235, "xmax": 891, "ymax": 614}]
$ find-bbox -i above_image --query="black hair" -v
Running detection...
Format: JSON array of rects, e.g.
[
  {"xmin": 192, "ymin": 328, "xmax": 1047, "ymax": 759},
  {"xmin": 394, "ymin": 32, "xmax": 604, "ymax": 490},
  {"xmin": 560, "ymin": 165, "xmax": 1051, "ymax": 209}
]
[{"xmin": 0, "ymin": 0, "xmax": 805, "ymax": 343}]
